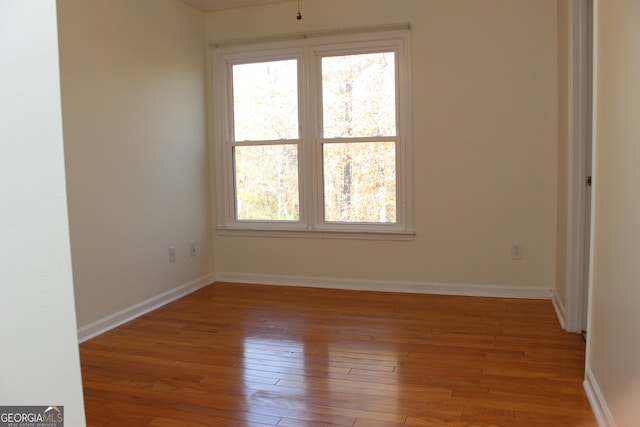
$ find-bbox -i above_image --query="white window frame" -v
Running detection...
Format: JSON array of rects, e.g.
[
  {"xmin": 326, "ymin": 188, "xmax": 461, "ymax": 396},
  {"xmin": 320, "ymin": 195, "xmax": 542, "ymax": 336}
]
[{"xmin": 212, "ymin": 29, "xmax": 414, "ymax": 241}]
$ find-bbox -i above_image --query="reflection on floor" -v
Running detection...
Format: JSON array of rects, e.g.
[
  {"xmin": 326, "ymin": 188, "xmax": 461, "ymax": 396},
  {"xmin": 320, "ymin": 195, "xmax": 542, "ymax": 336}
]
[{"xmin": 80, "ymin": 282, "xmax": 594, "ymax": 426}]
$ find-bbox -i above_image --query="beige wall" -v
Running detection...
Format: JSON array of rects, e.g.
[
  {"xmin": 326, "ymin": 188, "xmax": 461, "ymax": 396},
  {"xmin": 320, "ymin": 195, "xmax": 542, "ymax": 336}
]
[
  {"xmin": 555, "ymin": 0, "xmax": 570, "ymax": 313},
  {"xmin": 0, "ymin": 1, "xmax": 85, "ymax": 422},
  {"xmin": 58, "ymin": 0, "xmax": 212, "ymax": 328},
  {"xmin": 587, "ymin": 0, "xmax": 640, "ymax": 423},
  {"xmin": 207, "ymin": 0, "xmax": 559, "ymax": 290}
]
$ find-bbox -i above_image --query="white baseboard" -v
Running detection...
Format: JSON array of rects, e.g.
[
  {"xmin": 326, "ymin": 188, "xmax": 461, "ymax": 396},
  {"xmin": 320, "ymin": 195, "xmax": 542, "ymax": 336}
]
[
  {"xmin": 77, "ymin": 273, "xmax": 215, "ymax": 343},
  {"xmin": 584, "ymin": 366, "xmax": 616, "ymax": 427},
  {"xmin": 214, "ymin": 272, "xmax": 553, "ymax": 299},
  {"xmin": 552, "ymin": 291, "xmax": 568, "ymax": 330},
  {"xmin": 78, "ymin": 272, "xmax": 552, "ymax": 343}
]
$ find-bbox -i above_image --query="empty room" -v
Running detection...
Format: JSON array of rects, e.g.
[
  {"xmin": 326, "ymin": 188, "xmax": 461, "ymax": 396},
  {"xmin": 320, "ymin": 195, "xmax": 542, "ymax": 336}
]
[{"xmin": 2, "ymin": 0, "xmax": 639, "ymax": 426}]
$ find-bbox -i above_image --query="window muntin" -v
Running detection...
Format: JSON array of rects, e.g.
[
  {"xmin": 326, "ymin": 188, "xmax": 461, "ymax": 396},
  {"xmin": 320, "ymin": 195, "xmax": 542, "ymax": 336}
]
[{"xmin": 213, "ymin": 31, "xmax": 412, "ymax": 238}]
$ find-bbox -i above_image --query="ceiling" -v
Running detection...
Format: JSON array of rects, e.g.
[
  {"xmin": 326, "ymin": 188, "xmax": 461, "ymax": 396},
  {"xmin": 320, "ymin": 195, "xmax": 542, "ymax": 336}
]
[{"xmin": 181, "ymin": 0, "xmax": 293, "ymax": 12}]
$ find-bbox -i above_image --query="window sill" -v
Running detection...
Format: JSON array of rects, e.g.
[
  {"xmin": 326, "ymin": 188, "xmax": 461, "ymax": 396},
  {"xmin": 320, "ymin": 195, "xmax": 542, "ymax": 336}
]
[{"xmin": 216, "ymin": 227, "xmax": 415, "ymax": 241}]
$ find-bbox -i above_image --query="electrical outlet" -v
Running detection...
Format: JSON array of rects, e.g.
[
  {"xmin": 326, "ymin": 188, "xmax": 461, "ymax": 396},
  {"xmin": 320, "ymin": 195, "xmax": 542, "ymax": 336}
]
[
  {"xmin": 169, "ymin": 246, "xmax": 176, "ymax": 263},
  {"xmin": 511, "ymin": 242, "xmax": 524, "ymax": 260},
  {"xmin": 189, "ymin": 241, "xmax": 197, "ymax": 257}
]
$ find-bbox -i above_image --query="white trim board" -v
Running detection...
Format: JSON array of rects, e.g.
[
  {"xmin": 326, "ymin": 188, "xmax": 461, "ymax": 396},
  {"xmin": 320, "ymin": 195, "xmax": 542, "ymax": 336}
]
[
  {"xmin": 552, "ymin": 291, "xmax": 568, "ymax": 331},
  {"xmin": 214, "ymin": 272, "xmax": 553, "ymax": 300},
  {"xmin": 584, "ymin": 366, "xmax": 616, "ymax": 427},
  {"xmin": 77, "ymin": 273, "xmax": 215, "ymax": 343}
]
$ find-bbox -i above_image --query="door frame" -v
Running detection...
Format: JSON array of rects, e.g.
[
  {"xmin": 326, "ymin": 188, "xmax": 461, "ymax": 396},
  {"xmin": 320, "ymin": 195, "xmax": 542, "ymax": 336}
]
[{"xmin": 564, "ymin": 0, "xmax": 592, "ymax": 334}]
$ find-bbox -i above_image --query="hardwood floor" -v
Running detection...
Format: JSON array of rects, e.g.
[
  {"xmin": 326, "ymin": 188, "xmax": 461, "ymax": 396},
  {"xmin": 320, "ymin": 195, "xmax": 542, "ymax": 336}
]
[{"xmin": 80, "ymin": 282, "xmax": 595, "ymax": 426}]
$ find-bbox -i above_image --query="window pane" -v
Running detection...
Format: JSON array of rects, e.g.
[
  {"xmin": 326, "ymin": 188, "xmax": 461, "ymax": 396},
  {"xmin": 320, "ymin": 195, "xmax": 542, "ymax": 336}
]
[
  {"xmin": 234, "ymin": 144, "xmax": 299, "ymax": 221},
  {"xmin": 322, "ymin": 52, "xmax": 396, "ymax": 138},
  {"xmin": 233, "ymin": 60, "xmax": 298, "ymax": 141},
  {"xmin": 323, "ymin": 142, "xmax": 396, "ymax": 223}
]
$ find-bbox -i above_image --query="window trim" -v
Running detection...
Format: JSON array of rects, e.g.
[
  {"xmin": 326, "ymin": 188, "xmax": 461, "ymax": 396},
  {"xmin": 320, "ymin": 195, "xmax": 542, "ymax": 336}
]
[{"xmin": 212, "ymin": 29, "xmax": 414, "ymax": 241}]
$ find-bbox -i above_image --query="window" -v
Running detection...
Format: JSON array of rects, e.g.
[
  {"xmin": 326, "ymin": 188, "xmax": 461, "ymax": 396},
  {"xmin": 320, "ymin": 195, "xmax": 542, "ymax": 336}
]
[{"xmin": 212, "ymin": 29, "xmax": 413, "ymax": 240}]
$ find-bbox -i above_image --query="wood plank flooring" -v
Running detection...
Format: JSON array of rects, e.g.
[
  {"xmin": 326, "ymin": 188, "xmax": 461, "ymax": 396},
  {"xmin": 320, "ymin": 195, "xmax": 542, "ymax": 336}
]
[{"xmin": 80, "ymin": 282, "xmax": 595, "ymax": 426}]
